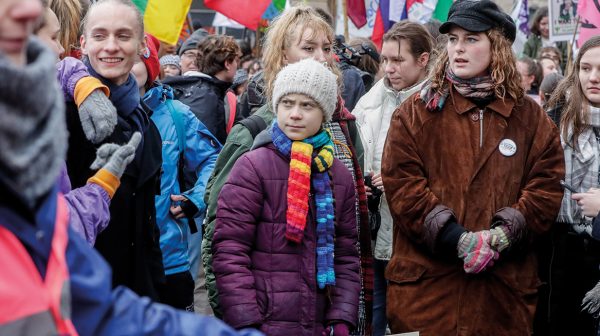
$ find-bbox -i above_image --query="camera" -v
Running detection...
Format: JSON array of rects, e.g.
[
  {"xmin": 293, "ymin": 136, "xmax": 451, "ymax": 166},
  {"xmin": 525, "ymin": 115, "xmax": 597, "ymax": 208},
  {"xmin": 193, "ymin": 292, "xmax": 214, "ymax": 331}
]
[
  {"xmin": 364, "ymin": 175, "xmax": 383, "ymax": 199},
  {"xmin": 364, "ymin": 175, "xmax": 383, "ymax": 237},
  {"xmin": 334, "ymin": 35, "xmax": 381, "ymax": 67}
]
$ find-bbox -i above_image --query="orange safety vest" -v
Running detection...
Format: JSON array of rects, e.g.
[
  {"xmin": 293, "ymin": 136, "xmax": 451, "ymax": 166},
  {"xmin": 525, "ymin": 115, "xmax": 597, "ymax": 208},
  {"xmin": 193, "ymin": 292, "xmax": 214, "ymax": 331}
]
[{"xmin": 0, "ymin": 194, "xmax": 78, "ymax": 335}]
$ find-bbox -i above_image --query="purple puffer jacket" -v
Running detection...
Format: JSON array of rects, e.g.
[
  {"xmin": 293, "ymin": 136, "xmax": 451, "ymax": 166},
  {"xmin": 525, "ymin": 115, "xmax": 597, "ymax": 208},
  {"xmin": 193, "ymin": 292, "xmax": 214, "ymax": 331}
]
[
  {"xmin": 56, "ymin": 56, "xmax": 89, "ymax": 101},
  {"xmin": 58, "ymin": 163, "xmax": 111, "ymax": 245},
  {"xmin": 213, "ymin": 144, "xmax": 360, "ymax": 336}
]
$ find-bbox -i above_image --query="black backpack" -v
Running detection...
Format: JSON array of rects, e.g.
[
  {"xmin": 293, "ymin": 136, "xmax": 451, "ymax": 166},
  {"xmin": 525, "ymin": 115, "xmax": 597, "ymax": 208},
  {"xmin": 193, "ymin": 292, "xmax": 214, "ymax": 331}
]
[{"xmin": 237, "ymin": 114, "xmax": 268, "ymax": 139}]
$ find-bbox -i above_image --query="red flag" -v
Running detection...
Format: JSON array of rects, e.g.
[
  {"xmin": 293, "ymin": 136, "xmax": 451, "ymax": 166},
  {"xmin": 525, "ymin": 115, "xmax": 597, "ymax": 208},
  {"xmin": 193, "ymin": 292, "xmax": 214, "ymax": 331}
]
[
  {"xmin": 577, "ymin": 0, "xmax": 600, "ymax": 47},
  {"xmin": 371, "ymin": 7, "xmax": 385, "ymax": 49},
  {"xmin": 204, "ymin": 0, "xmax": 272, "ymax": 31},
  {"xmin": 347, "ymin": 0, "xmax": 367, "ymax": 28}
]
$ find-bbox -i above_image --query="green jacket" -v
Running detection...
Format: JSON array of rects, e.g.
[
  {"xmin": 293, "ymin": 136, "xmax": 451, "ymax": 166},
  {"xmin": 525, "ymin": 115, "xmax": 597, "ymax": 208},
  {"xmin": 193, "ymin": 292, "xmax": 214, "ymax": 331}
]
[
  {"xmin": 522, "ymin": 35, "xmax": 569, "ymax": 72},
  {"xmin": 201, "ymin": 104, "xmax": 274, "ymax": 317}
]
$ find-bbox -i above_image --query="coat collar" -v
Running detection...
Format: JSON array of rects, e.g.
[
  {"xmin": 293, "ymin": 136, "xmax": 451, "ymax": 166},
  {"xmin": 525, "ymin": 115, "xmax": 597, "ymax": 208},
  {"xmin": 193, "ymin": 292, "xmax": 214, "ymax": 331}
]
[{"xmin": 448, "ymin": 87, "xmax": 515, "ymax": 118}]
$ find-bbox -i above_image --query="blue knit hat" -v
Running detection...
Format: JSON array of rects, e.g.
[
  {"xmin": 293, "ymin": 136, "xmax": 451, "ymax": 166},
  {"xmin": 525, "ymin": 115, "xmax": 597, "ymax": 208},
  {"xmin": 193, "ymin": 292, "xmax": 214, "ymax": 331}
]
[{"xmin": 231, "ymin": 69, "xmax": 248, "ymax": 90}]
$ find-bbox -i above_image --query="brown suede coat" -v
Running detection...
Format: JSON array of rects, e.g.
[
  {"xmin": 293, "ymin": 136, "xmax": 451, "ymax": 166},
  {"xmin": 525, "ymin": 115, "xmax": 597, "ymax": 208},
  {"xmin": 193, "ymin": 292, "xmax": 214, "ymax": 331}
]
[{"xmin": 381, "ymin": 88, "xmax": 565, "ymax": 336}]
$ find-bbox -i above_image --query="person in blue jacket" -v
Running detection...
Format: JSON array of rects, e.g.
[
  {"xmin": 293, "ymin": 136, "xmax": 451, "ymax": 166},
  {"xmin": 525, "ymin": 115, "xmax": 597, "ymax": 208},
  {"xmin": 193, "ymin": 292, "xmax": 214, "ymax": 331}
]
[
  {"xmin": 0, "ymin": 0, "xmax": 260, "ymax": 334},
  {"xmin": 132, "ymin": 32, "xmax": 221, "ymax": 311}
]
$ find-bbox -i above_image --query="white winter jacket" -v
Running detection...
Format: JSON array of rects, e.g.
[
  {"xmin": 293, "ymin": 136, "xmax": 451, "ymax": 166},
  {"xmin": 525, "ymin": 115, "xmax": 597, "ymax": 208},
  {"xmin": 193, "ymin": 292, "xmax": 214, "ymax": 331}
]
[{"xmin": 352, "ymin": 78, "xmax": 425, "ymax": 260}]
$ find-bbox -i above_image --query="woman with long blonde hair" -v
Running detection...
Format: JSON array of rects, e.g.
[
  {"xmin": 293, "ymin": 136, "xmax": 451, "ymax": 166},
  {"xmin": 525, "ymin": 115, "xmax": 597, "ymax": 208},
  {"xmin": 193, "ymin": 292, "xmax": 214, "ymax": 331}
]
[
  {"xmin": 202, "ymin": 6, "xmax": 373, "ymax": 335},
  {"xmin": 382, "ymin": 0, "xmax": 564, "ymax": 334}
]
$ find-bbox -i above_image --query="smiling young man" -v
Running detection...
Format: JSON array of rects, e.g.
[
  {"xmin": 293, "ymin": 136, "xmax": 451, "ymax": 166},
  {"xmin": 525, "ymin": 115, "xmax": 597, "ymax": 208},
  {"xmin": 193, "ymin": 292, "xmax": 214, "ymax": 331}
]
[{"xmin": 63, "ymin": 0, "xmax": 165, "ymax": 301}]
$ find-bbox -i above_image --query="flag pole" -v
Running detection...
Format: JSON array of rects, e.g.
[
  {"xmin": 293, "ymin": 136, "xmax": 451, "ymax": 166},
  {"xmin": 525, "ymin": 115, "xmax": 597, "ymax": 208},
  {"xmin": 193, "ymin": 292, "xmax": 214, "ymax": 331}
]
[{"xmin": 566, "ymin": 15, "xmax": 580, "ymax": 76}]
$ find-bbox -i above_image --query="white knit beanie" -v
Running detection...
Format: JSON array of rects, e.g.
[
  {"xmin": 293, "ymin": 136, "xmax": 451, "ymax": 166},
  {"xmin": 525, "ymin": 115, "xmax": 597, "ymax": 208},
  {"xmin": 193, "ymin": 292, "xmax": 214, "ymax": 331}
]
[{"xmin": 272, "ymin": 58, "xmax": 337, "ymax": 122}]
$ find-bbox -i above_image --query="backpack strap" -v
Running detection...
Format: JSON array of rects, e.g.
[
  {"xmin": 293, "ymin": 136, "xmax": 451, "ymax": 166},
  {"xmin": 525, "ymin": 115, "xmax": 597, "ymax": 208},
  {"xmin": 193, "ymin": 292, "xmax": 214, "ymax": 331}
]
[
  {"xmin": 166, "ymin": 101, "xmax": 198, "ymax": 233},
  {"xmin": 225, "ymin": 91, "xmax": 237, "ymax": 134},
  {"xmin": 167, "ymin": 101, "xmax": 186, "ymax": 156},
  {"xmin": 238, "ymin": 114, "xmax": 268, "ymax": 139}
]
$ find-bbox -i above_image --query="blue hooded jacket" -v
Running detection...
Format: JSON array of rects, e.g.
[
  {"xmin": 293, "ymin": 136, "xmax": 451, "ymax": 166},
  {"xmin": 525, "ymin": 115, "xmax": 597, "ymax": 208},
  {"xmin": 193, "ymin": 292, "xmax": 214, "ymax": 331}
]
[
  {"xmin": 144, "ymin": 84, "xmax": 221, "ymax": 275},
  {"xmin": 0, "ymin": 181, "xmax": 261, "ymax": 336}
]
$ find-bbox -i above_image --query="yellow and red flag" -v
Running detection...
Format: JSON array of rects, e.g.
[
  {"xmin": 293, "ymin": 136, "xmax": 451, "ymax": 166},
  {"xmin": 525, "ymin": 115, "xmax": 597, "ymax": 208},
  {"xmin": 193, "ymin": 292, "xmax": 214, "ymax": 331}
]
[{"xmin": 132, "ymin": 0, "xmax": 193, "ymax": 45}]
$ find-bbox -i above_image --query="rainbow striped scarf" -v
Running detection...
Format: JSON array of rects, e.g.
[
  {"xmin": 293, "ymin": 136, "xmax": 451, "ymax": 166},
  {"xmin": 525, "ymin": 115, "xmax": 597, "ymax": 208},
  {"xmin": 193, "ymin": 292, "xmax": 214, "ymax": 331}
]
[{"xmin": 271, "ymin": 122, "xmax": 336, "ymax": 288}]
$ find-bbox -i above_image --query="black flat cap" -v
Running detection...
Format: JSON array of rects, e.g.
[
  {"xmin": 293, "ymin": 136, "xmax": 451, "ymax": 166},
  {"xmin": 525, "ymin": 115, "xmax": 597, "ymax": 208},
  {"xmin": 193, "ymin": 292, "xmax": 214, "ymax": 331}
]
[{"xmin": 439, "ymin": 0, "xmax": 516, "ymax": 43}]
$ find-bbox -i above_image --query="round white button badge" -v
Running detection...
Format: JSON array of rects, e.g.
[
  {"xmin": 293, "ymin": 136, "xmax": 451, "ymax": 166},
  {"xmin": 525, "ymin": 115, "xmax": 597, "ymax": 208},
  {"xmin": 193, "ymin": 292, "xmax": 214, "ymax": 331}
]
[{"xmin": 499, "ymin": 139, "xmax": 517, "ymax": 157}]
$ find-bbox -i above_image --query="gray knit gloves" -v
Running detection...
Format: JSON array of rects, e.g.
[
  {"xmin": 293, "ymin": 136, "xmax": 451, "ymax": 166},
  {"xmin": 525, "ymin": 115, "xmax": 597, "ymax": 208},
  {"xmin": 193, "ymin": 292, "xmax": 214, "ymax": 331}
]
[
  {"xmin": 79, "ymin": 90, "xmax": 118, "ymax": 144},
  {"xmin": 90, "ymin": 132, "xmax": 141, "ymax": 178}
]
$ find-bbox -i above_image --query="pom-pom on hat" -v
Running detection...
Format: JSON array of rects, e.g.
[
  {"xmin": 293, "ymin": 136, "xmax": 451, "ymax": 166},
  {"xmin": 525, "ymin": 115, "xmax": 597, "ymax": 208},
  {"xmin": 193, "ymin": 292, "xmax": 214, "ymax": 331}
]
[
  {"xmin": 439, "ymin": 0, "xmax": 517, "ymax": 43},
  {"xmin": 272, "ymin": 58, "xmax": 337, "ymax": 122}
]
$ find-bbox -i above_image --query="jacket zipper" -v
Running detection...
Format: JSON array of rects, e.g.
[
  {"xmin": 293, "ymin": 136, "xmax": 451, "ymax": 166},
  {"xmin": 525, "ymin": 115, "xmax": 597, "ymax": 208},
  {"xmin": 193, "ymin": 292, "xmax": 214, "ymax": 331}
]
[{"xmin": 479, "ymin": 109, "xmax": 484, "ymax": 148}]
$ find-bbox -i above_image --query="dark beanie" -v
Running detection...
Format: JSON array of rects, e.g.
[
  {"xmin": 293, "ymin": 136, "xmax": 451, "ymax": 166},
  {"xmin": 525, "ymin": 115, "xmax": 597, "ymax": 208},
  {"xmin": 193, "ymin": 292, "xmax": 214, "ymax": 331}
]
[
  {"xmin": 178, "ymin": 29, "xmax": 209, "ymax": 56},
  {"xmin": 539, "ymin": 72, "xmax": 564, "ymax": 94},
  {"xmin": 439, "ymin": 0, "xmax": 516, "ymax": 43}
]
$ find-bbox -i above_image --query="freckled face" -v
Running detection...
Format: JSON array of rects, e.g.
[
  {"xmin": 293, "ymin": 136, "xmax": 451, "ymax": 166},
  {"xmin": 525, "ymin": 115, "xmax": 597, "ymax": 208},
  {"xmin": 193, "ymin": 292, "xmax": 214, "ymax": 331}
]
[{"xmin": 447, "ymin": 26, "xmax": 492, "ymax": 79}]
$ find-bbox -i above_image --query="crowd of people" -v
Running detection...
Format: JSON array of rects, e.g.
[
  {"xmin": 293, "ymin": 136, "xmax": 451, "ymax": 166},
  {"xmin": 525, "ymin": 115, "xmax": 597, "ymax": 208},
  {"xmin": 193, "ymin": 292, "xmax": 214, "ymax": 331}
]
[{"xmin": 3, "ymin": 0, "xmax": 600, "ymax": 335}]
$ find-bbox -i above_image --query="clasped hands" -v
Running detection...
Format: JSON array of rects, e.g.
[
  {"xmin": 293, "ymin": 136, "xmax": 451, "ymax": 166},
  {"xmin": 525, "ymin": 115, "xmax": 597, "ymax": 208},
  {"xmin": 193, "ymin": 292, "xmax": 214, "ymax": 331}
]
[{"xmin": 457, "ymin": 226, "xmax": 510, "ymax": 274}]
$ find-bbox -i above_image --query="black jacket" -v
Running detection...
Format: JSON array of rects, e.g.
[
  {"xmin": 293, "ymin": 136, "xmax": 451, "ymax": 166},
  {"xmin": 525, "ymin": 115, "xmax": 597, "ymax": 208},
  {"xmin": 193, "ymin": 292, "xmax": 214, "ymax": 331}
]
[
  {"xmin": 339, "ymin": 63, "xmax": 366, "ymax": 112},
  {"xmin": 162, "ymin": 73, "xmax": 231, "ymax": 144},
  {"xmin": 546, "ymin": 103, "xmax": 563, "ymax": 128},
  {"xmin": 238, "ymin": 71, "xmax": 266, "ymax": 119},
  {"xmin": 65, "ymin": 101, "xmax": 164, "ymax": 300}
]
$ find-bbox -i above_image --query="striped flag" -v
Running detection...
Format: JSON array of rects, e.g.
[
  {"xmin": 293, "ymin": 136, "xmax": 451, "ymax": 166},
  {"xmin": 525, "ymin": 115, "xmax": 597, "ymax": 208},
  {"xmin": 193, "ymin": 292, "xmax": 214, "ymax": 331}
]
[
  {"xmin": 408, "ymin": 0, "xmax": 441, "ymax": 24},
  {"xmin": 132, "ymin": 0, "xmax": 192, "ymax": 45},
  {"xmin": 371, "ymin": 0, "xmax": 446, "ymax": 47},
  {"xmin": 432, "ymin": 0, "xmax": 452, "ymax": 21}
]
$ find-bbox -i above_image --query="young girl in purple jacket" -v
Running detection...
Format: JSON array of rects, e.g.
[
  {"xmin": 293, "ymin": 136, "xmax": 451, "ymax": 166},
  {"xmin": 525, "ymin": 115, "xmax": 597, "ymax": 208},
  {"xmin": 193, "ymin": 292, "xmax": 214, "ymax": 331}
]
[{"xmin": 213, "ymin": 59, "xmax": 361, "ymax": 336}]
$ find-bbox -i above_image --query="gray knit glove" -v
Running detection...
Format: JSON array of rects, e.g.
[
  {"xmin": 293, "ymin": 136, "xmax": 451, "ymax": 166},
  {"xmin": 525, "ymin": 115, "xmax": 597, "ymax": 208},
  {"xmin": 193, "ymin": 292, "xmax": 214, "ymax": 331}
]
[
  {"xmin": 90, "ymin": 132, "xmax": 141, "ymax": 178},
  {"xmin": 582, "ymin": 280, "xmax": 600, "ymax": 317},
  {"xmin": 79, "ymin": 90, "xmax": 118, "ymax": 144}
]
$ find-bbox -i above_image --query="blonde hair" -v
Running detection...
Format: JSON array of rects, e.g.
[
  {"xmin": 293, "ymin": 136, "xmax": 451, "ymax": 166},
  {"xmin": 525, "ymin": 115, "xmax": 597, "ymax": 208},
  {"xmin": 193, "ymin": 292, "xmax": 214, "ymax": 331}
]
[
  {"xmin": 429, "ymin": 29, "xmax": 523, "ymax": 102},
  {"xmin": 48, "ymin": 0, "xmax": 82, "ymax": 55},
  {"xmin": 81, "ymin": 0, "xmax": 144, "ymax": 39},
  {"xmin": 262, "ymin": 6, "xmax": 341, "ymax": 100}
]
